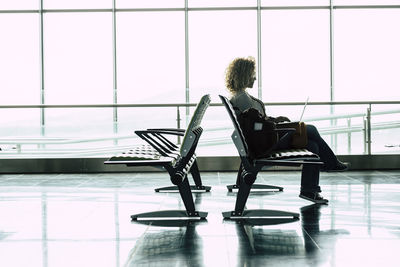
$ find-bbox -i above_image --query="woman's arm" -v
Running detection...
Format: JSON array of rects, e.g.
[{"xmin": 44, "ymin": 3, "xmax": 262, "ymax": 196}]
[
  {"xmin": 274, "ymin": 116, "xmax": 291, "ymax": 123},
  {"xmin": 251, "ymin": 96, "xmax": 290, "ymax": 122}
]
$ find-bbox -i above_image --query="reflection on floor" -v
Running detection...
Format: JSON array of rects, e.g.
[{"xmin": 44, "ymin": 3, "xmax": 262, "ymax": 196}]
[{"xmin": 1, "ymin": 170, "xmax": 400, "ymax": 267}]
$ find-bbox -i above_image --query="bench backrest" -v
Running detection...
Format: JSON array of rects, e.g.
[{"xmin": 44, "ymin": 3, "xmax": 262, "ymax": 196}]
[
  {"xmin": 219, "ymin": 95, "xmax": 250, "ymax": 159},
  {"xmin": 179, "ymin": 94, "xmax": 211, "ymax": 157}
]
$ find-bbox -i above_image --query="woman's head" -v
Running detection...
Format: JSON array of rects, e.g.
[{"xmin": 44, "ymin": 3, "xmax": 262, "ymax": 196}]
[{"xmin": 225, "ymin": 56, "xmax": 256, "ymax": 94}]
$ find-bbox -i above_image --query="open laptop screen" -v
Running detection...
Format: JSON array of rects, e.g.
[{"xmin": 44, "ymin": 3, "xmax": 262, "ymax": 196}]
[{"xmin": 299, "ymin": 97, "xmax": 309, "ymax": 121}]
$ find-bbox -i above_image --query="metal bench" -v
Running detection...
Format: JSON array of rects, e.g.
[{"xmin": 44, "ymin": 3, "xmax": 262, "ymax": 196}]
[
  {"xmin": 134, "ymin": 128, "xmax": 210, "ymax": 193},
  {"xmin": 219, "ymin": 95, "xmax": 323, "ymax": 221},
  {"xmin": 105, "ymin": 94, "xmax": 211, "ymax": 221}
]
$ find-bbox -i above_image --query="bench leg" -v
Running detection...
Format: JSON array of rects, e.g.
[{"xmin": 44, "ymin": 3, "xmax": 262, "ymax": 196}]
[
  {"xmin": 189, "ymin": 160, "xmax": 211, "ymax": 192},
  {"xmin": 226, "ymin": 163, "xmax": 244, "ymax": 191},
  {"xmin": 227, "ymin": 162, "xmax": 283, "ymax": 192},
  {"xmin": 179, "ymin": 177, "xmax": 196, "ymax": 212},
  {"xmin": 154, "ymin": 160, "xmax": 211, "ymax": 193},
  {"xmin": 131, "ymin": 210, "xmax": 208, "ymax": 221},
  {"xmin": 223, "ymin": 172, "xmax": 298, "ymax": 221},
  {"xmin": 154, "ymin": 185, "xmax": 211, "ymax": 193},
  {"xmin": 233, "ymin": 176, "xmax": 252, "ymax": 216},
  {"xmin": 223, "ymin": 209, "xmax": 299, "ymax": 220},
  {"xmin": 131, "ymin": 177, "xmax": 208, "ymax": 221}
]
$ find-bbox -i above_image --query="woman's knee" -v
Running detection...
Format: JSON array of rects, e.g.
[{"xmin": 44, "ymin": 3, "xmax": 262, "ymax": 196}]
[
  {"xmin": 306, "ymin": 124, "xmax": 321, "ymax": 139},
  {"xmin": 306, "ymin": 124, "xmax": 317, "ymax": 133},
  {"xmin": 306, "ymin": 140, "xmax": 319, "ymax": 155}
]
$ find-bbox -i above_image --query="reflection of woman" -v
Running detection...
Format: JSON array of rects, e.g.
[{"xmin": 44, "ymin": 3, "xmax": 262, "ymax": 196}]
[{"xmin": 225, "ymin": 56, "xmax": 348, "ymax": 204}]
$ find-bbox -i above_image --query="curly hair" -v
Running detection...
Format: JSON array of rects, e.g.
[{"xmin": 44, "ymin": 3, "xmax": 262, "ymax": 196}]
[{"xmin": 225, "ymin": 56, "xmax": 256, "ymax": 94}]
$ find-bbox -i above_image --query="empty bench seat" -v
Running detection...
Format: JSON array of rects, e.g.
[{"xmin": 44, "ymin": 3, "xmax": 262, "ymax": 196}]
[{"xmin": 105, "ymin": 95, "xmax": 211, "ymax": 221}]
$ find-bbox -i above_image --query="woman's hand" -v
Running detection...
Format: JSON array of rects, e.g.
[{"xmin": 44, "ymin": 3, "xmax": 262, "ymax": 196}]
[{"xmin": 275, "ymin": 116, "xmax": 290, "ymax": 123}]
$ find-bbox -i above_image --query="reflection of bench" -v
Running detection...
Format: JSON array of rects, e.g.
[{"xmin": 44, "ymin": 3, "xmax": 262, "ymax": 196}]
[
  {"xmin": 134, "ymin": 128, "xmax": 210, "ymax": 192},
  {"xmin": 105, "ymin": 95, "xmax": 211, "ymax": 221},
  {"xmin": 219, "ymin": 95, "xmax": 323, "ymax": 221}
]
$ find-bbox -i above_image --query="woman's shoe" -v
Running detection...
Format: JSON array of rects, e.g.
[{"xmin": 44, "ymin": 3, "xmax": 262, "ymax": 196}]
[
  {"xmin": 327, "ymin": 161, "xmax": 350, "ymax": 172},
  {"xmin": 299, "ymin": 192, "xmax": 329, "ymax": 204}
]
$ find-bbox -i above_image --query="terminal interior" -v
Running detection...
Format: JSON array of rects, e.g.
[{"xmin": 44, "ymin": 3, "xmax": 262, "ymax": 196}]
[{"xmin": 1, "ymin": 1, "xmax": 399, "ymax": 267}]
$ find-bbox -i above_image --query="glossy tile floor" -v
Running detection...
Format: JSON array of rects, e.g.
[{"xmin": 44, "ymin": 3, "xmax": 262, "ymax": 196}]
[{"xmin": 1, "ymin": 170, "xmax": 400, "ymax": 267}]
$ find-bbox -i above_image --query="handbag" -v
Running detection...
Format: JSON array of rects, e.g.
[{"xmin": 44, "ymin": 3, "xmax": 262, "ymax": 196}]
[
  {"xmin": 277, "ymin": 121, "xmax": 308, "ymax": 148},
  {"xmin": 236, "ymin": 108, "xmax": 279, "ymax": 159}
]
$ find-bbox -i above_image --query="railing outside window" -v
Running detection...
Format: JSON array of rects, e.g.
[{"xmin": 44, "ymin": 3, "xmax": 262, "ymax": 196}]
[{"xmin": 1, "ymin": 101, "xmax": 399, "ymax": 158}]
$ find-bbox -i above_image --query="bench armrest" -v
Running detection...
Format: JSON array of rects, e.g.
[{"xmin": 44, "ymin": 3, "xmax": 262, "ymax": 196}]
[
  {"xmin": 143, "ymin": 128, "xmax": 185, "ymax": 136},
  {"xmin": 146, "ymin": 128, "xmax": 185, "ymax": 133}
]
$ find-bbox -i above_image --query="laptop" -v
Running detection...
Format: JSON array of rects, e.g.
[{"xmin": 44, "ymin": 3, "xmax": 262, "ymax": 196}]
[
  {"xmin": 298, "ymin": 97, "xmax": 309, "ymax": 121},
  {"xmin": 275, "ymin": 97, "xmax": 309, "ymax": 129}
]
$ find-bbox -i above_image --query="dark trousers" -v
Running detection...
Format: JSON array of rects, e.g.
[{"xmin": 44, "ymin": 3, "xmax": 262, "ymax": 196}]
[{"xmin": 277, "ymin": 124, "xmax": 339, "ymax": 193}]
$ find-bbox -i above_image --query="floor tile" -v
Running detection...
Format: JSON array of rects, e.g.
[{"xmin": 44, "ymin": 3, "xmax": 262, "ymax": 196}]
[{"xmin": 0, "ymin": 170, "xmax": 400, "ymax": 267}]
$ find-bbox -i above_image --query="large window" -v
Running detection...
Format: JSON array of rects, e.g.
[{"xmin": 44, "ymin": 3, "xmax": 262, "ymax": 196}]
[
  {"xmin": 334, "ymin": 0, "xmax": 400, "ymax": 5},
  {"xmin": 261, "ymin": 0, "xmax": 329, "ymax": 6},
  {"xmin": 0, "ymin": 13, "xmax": 41, "ymax": 138},
  {"xmin": 0, "ymin": 3, "xmax": 399, "ymax": 157},
  {"xmin": 261, "ymin": 9, "xmax": 330, "ymax": 103},
  {"xmin": 43, "ymin": 0, "xmax": 111, "ymax": 9},
  {"xmin": 334, "ymin": 9, "xmax": 400, "ymax": 101},
  {"xmin": 44, "ymin": 12, "xmax": 113, "ymax": 105},
  {"xmin": 189, "ymin": 0, "xmax": 256, "ymax": 7},
  {"xmin": 0, "ymin": 14, "xmax": 40, "ymax": 105},
  {"xmin": 117, "ymin": 11, "xmax": 185, "ymax": 104},
  {"xmin": 117, "ymin": 0, "xmax": 183, "ymax": 8},
  {"xmin": 189, "ymin": 10, "xmax": 257, "ymax": 102},
  {"xmin": 0, "ymin": 0, "xmax": 38, "ymax": 10}
]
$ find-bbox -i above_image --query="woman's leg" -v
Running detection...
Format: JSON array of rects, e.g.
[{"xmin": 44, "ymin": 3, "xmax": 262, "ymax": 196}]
[
  {"xmin": 275, "ymin": 127, "xmax": 328, "ymax": 202},
  {"xmin": 300, "ymin": 139, "xmax": 327, "ymax": 203},
  {"xmin": 301, "ymin": 140, "xmax": 321, "ymax": 193},
  {"xmin": 306, "ymin": 124, "xmax": 339, "ymax": 169}
]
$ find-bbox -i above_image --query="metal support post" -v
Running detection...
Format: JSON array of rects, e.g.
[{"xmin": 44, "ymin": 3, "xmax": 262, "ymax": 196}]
[
  {"xmin": 257, "ymin": 0, "xmax": 262, "ymax": 100},
  {"xmin": 112, "ymin": 0, "xmax": 118, "ymax": 146},
  {"xmin": 363, "ymin": 116, "xmax": 367, "ymax": 154},
  {"xmin": 366, "ymin": 106, "xmax": 372, "ymax": 155},
  {"xmin": 177, "ymin": 106, "xmax": 181, "ymax": 144},
  {"xmin": 39, "ymin": 0, "xmax": 45, "ymax": 150},
  {"xmin": 347, "ymin": 118, "xmax": 351, "ymax": 154}
]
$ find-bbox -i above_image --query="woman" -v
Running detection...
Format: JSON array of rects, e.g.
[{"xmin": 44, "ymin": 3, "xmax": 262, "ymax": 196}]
[{"xmin": 225, "ymin": 56, "xmax": 348, "ymax": 204}]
